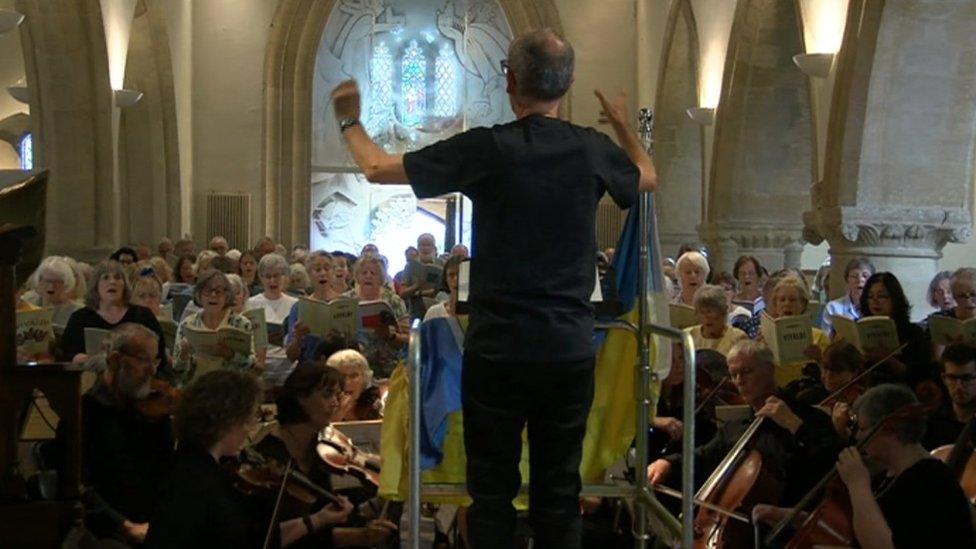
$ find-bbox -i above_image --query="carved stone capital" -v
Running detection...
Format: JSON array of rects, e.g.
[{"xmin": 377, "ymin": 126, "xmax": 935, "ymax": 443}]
[
  {"xmin": 699, "ymin": 222, "xmax": 806, "ymax": 251},
  {"xmin": 803, "ymin": 206, "xmax": 972, "ymax": 257}
]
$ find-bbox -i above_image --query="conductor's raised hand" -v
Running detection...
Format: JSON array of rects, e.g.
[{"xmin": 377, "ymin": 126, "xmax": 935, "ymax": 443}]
[
  {"xmin": 331, "ymin": 80, "xmax": 362, "ymax": 121},
  {"xmin": 595, "ymin": 89, "xmax": 628, "ymax": 127}
]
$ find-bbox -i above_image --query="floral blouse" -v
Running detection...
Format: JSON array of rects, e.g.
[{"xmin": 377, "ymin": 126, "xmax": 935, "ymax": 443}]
[{"xmin": 174, "ymin": 310, "xmax": 256, "ymax": 386}]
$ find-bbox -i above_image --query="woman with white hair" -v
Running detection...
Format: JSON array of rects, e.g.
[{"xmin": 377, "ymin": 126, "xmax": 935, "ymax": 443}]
[
  {"xmin": 685, "ymin": 284, "xmax": 748, "ymax": 357},
  {"xmin": 246, "ymin": 253, "xmax": 298, "ymax": 377},
  {"xmin": 24, "ymin": 256, "xmax": 83, "ymax": 326},
  {"xmin": 326, "ymin": 348, "xmax": 383, "ymax": 421},
  {"xmin": 674, "ymin": 251, "xmax": 710, "ymax": 307}
]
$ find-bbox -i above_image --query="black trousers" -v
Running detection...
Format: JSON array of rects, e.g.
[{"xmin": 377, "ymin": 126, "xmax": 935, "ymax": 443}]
[{"xmin": 462, "ymin": 352, "xmax": 595, "ymax": 549}]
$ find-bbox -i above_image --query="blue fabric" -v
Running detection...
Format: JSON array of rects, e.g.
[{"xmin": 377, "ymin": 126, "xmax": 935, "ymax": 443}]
[
  {"xmin": 284, "ymin": 302, "xmax": 322, "ymax": 362},
  {"xmin": 594, "ymin": 194, "xmax": 668, "ymax": 348},
  {"xmin": 418, "ymin": 316, "xmax": 464, "ymax": 470}
]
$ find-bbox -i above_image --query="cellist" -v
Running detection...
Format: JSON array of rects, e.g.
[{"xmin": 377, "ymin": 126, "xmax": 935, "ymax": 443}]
[
  {"xmin": 647, "ymin": 339, "xmax": 840, "ymax": 507},
  {"xmin": 755, "ymin": 384, "xmax": 975, "ymax": 547}
]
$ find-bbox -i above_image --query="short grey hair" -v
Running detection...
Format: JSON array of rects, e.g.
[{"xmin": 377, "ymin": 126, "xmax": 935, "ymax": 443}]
[
  {"xmin": 693, "ymin": 284, "xmax": 728, "ymax": 313},
  {"xmin": 853, "ymin": 384, "xmax": 925, "ymax": 444},
  {"xmin": 326, "ymin": 349, "xmax": 374, "ymax": 387},
  {"xmin": 226, "ymin": 273, "xmax": 245, "ymax": 299},
  {"xmin": 106, "ymin": 322, "xmax": 159, "ymax": 365},
  {"xmin": 507, "ymin": 28, "xmax": 575, "ymax": 101},
  {"xmin": 727, "ymin": 339, "xmax": 775, "ymax": 369},
  {"xmin": 258, "ymin": 253, "xmax": 289, "ymax": 278},
  {"xmin": 926, "ymin": 270, "xmax": 953, "ymax": 308}
]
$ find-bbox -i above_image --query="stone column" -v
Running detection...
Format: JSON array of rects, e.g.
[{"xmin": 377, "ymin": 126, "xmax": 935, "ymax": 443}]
[
  {"xmin": 805, "ymin": 0, "xmax": 976, "ymax": 320},
  {"xmin": 699, "ymin": 0, "xmax": 813, "ymax": 274}
]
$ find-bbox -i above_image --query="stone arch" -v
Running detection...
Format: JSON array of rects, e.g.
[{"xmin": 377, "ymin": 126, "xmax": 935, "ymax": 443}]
[
  {"xmin": 700, "ymin": 0, "xmax": 812, "ymax": 273},
  {"xmin": 0, "ymin": 112, "xmax": 31, "ymax": 166},
  {"xmin": 652, "ymin": 0, "xmax": 701, "ymax": 259},
  {"xmin": 119, "ymin": 0, "xmax": 181, "ymax": 245},
  {"xmin": 263, "ymin": 0, "xmax": 563, "ymax": 246},
  {"xmin": 804, "ymin": 0, "xmax": 976, "ymax": 308},
  {"xmin": 16, "ymin": 0, "xmax": 115, "ymax": 259}
]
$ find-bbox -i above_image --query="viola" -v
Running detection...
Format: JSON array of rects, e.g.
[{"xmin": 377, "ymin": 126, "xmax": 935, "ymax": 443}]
[
  {"xmin": 316, "ymin": 425, "xmax": 381, "ymax": 487},
  {"xmin": 133, "ymin": 378, "xmax": 181, "ymax": 421}
]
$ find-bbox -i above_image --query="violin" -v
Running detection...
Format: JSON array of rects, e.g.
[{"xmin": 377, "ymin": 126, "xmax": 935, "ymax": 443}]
[
  {"xmin": 133, "ymin": 378, "xmax": 181, "ymax": 421},
  {"xmin": 930, "ymin": 414, "xmax": 976, "ymax": 503},
  {"xmin": 230, "ymin": 447, "xmax": 342, "ymax": 513},
  {"xmin": 317, "ymin": 425, "xmax": 381, "ymax": 487}
]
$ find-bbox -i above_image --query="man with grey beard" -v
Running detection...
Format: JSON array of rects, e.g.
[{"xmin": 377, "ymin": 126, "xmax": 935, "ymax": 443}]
[{"xmin": 58, "ymin": 323, "xmax": 175, "ymax": 545}]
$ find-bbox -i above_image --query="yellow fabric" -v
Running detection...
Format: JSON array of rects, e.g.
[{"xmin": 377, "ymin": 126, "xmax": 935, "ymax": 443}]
[
  {"xmin": 775, "ymin": 327, "xmax": 831, "ymax": 386},
  {"xmin": 379, "ymin": 306, "xmax": 659, "ymax": 501}
]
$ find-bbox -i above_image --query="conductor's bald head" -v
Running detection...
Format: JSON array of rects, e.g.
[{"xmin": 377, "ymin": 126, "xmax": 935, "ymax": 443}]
[{"xmin": 506, "ymin": 28, "xmax": 575, "ymax": 102}]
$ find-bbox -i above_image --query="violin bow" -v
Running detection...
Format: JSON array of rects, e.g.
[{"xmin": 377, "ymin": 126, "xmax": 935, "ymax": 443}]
[
  {"xmin": 818, "ymin": 342, "xmax": 909, "ymax": 406},
  {"xmin": 263, "ymin": 457, "xmax": 294, "ymax": 549}
]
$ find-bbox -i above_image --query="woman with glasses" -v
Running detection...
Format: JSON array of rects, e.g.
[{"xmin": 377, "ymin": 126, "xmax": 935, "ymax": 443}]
[
  {"xmin": 820, "ymin": 257, "xmax": 875, "ymax": 335},
  {"xmin": 62, "ymin": 260, "xmax": 167, "ymax": 365},
  {"xmin": 249, "ymin": 361, "xmax": 396, "ymax": 548},
  {"xmin": 858, "ymin": 272, "xmax": 935, "ymax": 388},
  {"xmin": 246, "ymin": 253, "xmax": 298, "ymax": 379},
  {"xmin": 23, "ymin": 255, "xmax": 83, "ymax": 326},
  {"xmin": 174, "ymin": 269, "xmax": 256, "ymax": 385}
]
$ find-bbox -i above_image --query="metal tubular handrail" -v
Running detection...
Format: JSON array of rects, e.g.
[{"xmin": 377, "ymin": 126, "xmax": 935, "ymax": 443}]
[{"xmin": 407, "ymin": 319, "xmax": 422, "ymax": 548}]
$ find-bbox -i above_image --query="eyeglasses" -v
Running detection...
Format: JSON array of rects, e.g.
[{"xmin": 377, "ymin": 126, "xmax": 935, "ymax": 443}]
[
  {"xmin": 942, "ymin": 373, "xmax": 976, "ymax": 384},
  {"xmin": 201, "ymin": 286, "xmax": 227, "ymax": 296},
  {"xmin": 500, "ymin": 59, "xmax": 509, "ymax": 74},
  {"xmin": 867, "ymin": 293, "xmax": 891, "ymax": 300},
  {"xmin": 121, "ymin": 349, "xmax": 161, "ymax": 369}
]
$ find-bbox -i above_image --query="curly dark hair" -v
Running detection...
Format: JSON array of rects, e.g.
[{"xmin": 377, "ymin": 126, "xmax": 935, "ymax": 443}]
[
  {"xmin": 276, "ymin": 361, "xmax": 344, "ymax": 425},
  {"xmin": 859, "ymin": 272, "xmax": 911, "ymax": 325},
  {"xmin": 732, "ymin": 256, "xmax": 762, "ymax": 281},
  {"xmin": 174, "ymin": 370, "xmax": 263, "ymax": 450}
]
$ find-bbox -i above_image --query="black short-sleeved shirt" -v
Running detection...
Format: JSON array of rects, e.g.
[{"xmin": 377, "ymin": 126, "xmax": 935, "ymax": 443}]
[
  {"xmin": 61, "ymin": 305, "xmax": 167, "ymax": 361},
  {"xmin": 875, "ymin": 458, "xmax": 975, "ymax": 547},
  {"xmin": 404, "ymin": 115, "xmax": 640, "ymax": 362}
]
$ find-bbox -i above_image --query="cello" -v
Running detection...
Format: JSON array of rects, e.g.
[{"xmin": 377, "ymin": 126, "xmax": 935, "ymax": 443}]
[{"xmin": 930, "ymin": 415, "xmax": 976, "ymax": 503}]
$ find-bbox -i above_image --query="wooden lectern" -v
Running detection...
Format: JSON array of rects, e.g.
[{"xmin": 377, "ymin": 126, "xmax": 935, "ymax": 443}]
[{"xmin": 0, "ymin": 171, "xmax": 85, "ymax": 547}]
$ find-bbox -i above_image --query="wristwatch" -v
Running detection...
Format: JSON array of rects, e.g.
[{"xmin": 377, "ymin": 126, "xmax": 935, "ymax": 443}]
[{"xmin": 339, "ymin": 118, "xmax": 361, "ymax": 132}]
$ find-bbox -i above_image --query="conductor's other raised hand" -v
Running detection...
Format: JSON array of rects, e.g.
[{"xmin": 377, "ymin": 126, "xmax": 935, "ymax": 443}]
[
  {"xmin": 331, "ymin": 80, "xmax": 362, "ymax": 121},
  {"xmin": 595, "ymin": 89, "xmax": 628, "ymax": 127}
]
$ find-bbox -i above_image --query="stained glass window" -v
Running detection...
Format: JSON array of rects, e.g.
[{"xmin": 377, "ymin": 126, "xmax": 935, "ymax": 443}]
[
  {"xmin": 366, "ymin": 41, "xmax": 394, "ymax": 139},
  {"xmin": 19, "ymin": 133, "xmax": 32, "ymax": 170},
  {"xmin": 400, "ymin": 40, "xmax": 427, "ymax": 128},
  {"xmin": 433, "ymin": 43, "xmax": 457, "ymax": 118}
]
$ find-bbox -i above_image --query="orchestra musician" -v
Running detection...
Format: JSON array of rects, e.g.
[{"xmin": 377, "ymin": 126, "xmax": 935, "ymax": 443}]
[
  {"xmin": 647, "ymin": 339, "xmax": 840, "ymax": 507},
  {"xmin": 55, "ymin": 323, "xmax": 175, "ymax": 546},
  {"xmin": 924, "ymin": 343, "xmax": 976, "ymax": 449},
  {"xmin": 754, "ymin": 384, "xmax": 976, "ymax": 547},
  {"xmin": 144, "ymin": 370, "xmax": 354, "ymax": 548},
  {"xmin": 251, "ymin": 361, "xmax": 396, "ymax": 547}
]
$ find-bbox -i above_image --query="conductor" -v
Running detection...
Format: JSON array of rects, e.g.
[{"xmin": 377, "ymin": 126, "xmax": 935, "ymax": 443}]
[{"xmin": 330, "ymin": 28, "xmax": 657, "ymax": 549}]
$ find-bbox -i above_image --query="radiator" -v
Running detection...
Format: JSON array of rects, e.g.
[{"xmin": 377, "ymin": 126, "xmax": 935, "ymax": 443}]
[
  {"xmin": 206, "ymin": 193, "xmax": 250, "ymax": 250},
  {"xmin": 596, "ymin": 195, "xmax": 627, "ymax": 250}
]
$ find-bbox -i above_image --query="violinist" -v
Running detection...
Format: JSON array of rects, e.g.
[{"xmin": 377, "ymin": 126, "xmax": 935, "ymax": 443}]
[
  {"xmin": 783, "ymin": 340, "xmax": 864, "ymax": 407},
  {"xmin": 326, "ymin": 349, "xmax": 383, "ymax": 421},
  {"xmin": 756, "ymin": 384, "xmax": 976, "ymax": 548},
  {"xmin": 923, "ymin": 343, "xmax": 976, "ymax": 449},
  {"xmin": 145, "ymin": 370, "xmax": 353, "ymax": 548},
  {"xmin": 647, "ymin": 340, "xmax": 840, "ymax": 507},
  {"xmin": 56, "ymin": 323, "xmax": 175, "ymax": 545},
  {"xmin": 648, "ymin": 346, "xmax": 722, "ymax": 456},
  {"xmin": 251, "ymin": 360, "xmax": 396, "ymax": 547}
]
